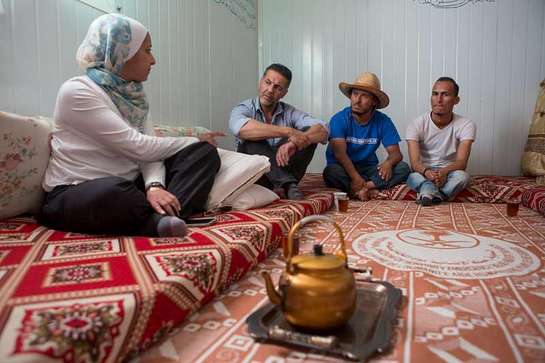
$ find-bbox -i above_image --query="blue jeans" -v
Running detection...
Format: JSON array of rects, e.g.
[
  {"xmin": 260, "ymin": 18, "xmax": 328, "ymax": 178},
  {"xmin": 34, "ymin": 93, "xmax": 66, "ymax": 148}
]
[
  {"xmin": 406, "ymin": 170, "xmax": 471, "ymax": 201},
  {"xmin": 323, "ymin": 161, "xmax": 410, "ymax": 193}
]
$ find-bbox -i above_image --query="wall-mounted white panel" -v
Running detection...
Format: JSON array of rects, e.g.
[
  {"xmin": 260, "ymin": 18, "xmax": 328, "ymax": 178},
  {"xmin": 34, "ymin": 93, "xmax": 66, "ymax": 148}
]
[
  {"xmin": 260, "ymin": 0, "xmax": 545, "ymax": 176},
  {"xmin": 0, "ymin": 0, "xmax": 257, "ymax": 151}
]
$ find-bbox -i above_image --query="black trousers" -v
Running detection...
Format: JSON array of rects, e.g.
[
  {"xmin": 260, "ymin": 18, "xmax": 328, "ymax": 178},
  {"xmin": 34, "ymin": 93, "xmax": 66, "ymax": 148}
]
[
  {"xmin": 237, "ymin": 139, "xmax": 316, "ymax": 189},
  {"xmin": 39, "ymin": 141, "xmax": 220, "ymax": 236}
]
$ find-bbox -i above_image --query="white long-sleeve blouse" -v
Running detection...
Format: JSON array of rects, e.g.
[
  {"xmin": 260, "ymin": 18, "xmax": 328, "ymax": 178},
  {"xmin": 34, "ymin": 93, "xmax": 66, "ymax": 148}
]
[{"xmin": 43, "ymin": 75, "xmax": 198, "ymax": 192}]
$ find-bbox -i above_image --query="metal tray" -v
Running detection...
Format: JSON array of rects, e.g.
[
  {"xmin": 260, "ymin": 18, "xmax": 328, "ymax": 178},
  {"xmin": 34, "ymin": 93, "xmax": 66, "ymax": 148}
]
[{"xmin": 246, "ymin": 280, "xmax": 401, "ymax": 362}]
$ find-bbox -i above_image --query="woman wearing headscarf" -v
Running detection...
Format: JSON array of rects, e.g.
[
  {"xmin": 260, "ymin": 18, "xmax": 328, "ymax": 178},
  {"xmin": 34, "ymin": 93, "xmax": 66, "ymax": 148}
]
[{"xmin": 40, "ymin": 14, "xmax": 221, "ymax": 237}]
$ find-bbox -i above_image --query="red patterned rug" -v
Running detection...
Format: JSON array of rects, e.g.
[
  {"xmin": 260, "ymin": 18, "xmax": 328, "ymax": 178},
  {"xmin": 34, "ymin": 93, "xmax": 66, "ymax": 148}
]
[
  {"xmin": 0, "ymin": 192, "xmax": 331, "ymax": 363},
  {"xmin": 301, "ymin": 173, "xmax": 538, "ymax": 203}
]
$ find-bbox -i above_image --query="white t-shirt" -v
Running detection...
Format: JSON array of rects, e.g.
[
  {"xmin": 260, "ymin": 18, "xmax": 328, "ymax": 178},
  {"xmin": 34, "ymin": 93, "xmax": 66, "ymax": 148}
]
[
  {"xmin": 43, "ymin": 76, "xmax": 198, "ymax": 191},
  {"xmin": 405, "ymin": 112, "xmax": 476, "ymax": 168}
]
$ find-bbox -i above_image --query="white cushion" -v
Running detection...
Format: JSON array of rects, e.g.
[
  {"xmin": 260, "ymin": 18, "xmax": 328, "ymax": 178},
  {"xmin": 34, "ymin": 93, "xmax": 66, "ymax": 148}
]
[
  {"xmin": 206, "ymin": 149, "xmax": 270, "ymax": 210},
  {"xmin": 0, "ymin": 112, "xmax": 53, "ymax": 219},
  {"xmin": 226, "ymin": 183, "xmax": 279, "ymax": 210}
]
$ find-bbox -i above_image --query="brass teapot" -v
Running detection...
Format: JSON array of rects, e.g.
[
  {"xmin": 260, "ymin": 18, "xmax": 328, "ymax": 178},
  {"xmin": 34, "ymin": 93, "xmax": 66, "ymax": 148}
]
[{"xmin": 262, "ymin": 215, "xmax": 356, "ymax": 330}]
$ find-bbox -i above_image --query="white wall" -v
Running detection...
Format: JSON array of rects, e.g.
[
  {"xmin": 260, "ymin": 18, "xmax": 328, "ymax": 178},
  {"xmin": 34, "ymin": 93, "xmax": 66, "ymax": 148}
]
[
  {"xmin": 259, "ymin": 0, "xmax": 545, "ymax": 176},
  {"xmin": 0, "ymin": 0, "xmax": 258, "ymax": 150}
]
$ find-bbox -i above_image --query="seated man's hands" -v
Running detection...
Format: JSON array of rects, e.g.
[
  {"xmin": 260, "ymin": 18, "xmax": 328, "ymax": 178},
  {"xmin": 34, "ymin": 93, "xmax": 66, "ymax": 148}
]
[
  {"xmin": 198, "ymin": 131, "xmax": 226, "ymax": 147},
  {"xmin": 276, "ymin": 141, "xmax": 297, "ymax": 167},
  {"xmin": 431, "ymin": 168, "xmax": 447, "ymax": 187},
  {"xmin": 425, "ymin": 168, "xmax": 447, "ymax": 187},
  {"xmin": 350, "ymin": 175, "xmax": 366, "ymax": 196},
  {"xmin": 288, "ymin": 129, "xmax": 311, "ymax": 150},
  {"xmin": 147, "ymin": 187, "xmax": 181, "ymax": 216},
  {"xmin": 377, "ymin": 161, "xmax": 393, "ymax": 181}
]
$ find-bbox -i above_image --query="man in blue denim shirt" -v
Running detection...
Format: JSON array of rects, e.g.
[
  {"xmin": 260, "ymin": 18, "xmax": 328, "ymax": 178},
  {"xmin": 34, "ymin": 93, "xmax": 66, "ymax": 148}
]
[{"xmin": 229, "ymin": 64, "xmax": 328, "ymax": 199}]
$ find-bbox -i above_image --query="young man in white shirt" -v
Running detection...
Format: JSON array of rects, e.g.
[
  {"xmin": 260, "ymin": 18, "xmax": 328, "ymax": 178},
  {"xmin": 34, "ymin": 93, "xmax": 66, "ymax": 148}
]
[{"xmin": 406, "ymin": 77, "xmax": 476, "ymax": 206}]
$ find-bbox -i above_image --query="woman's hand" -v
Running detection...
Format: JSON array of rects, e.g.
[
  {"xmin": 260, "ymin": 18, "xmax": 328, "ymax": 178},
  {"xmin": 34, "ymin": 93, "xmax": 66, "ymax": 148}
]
[
  {"xmin": 198, "ymin": 131, "xmax": 226, "ymax": 147},
  {"xmin": 146, "ymin": 187, "xmax": 181, "ymax": 216}
]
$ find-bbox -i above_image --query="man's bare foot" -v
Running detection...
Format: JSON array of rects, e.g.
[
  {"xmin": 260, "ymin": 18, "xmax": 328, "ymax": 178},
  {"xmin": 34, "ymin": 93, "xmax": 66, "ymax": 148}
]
[
  {"xmin": 368, "ymin": 188, "xmax": 380, "ymax": 199},
  {"xmin": 356, "ymin": 187, "xmax": 370, "ymax": 201}
]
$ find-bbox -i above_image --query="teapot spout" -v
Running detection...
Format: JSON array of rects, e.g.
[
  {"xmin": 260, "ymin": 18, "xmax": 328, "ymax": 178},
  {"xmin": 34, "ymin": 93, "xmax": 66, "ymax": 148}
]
[{"xmin": 261, "ymin": 271, "xmax": 282, "ymax": 305}]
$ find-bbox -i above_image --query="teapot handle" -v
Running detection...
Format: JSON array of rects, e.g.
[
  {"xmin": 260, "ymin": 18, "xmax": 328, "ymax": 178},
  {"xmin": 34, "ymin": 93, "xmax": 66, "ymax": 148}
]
[{"xmin": 286, "ymin": 215, "xmax": 347, "ymax": 267}]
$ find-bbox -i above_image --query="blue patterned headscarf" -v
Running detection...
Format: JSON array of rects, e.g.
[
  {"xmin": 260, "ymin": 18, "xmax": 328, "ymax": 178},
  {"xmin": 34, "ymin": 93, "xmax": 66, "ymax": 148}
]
[{"xmin": 76, "ymin": 14, "xmax": 149, "ymax": 132}]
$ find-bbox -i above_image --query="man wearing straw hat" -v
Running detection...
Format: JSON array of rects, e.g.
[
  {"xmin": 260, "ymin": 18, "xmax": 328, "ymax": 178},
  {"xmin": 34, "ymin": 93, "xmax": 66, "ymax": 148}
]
[
  {"xmin": 405, "ymin": 77, "xmax": 476, "ymax": 206},
  {"xmin": 229, "ymin": 63, "xmax": 328, "ymax": 200},
  {"xmin": 323, "ymin": 72, "xmax": 410, "ymax": 200}
]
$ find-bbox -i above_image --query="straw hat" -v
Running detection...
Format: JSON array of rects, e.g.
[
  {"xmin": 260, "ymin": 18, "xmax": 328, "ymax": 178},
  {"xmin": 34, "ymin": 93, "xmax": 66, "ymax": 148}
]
[{"xmin": 339, "ymin": 72, "xmax": 389, "ymax": 109}]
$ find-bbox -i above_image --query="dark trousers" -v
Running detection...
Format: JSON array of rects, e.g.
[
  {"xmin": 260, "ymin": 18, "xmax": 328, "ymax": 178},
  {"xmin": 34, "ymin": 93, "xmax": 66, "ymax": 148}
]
[
  {"xmin": 39, "ymin": 141, "xmax": 221, "ymax": 236},
  {"xmin": 323, "ymin": 161, "xmax": 410, "ymax": 193},
  {"xmin": 237, "ymin": 139, "xmax": 316, "ymax": 189}
]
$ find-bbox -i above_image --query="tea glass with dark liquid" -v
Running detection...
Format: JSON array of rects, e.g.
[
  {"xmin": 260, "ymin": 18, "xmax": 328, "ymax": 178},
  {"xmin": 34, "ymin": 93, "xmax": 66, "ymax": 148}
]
[
  {"xmin": 338, "ymin": 195, "xmax": 349, "ymax": 212},
  {"xmin": 506, "ymin": 199, "xmax": 520, "ymax": 217},
  {"xmin": 283, "ymin": 232, "xmax": 299, "ymax": 259}
]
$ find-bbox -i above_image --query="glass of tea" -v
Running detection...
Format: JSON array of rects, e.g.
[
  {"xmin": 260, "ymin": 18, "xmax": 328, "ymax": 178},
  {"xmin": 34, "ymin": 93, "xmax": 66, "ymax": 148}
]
[
  {"xmin": 506, "ymin": 199, "xmax": 520, "ymax": 217},
  {"xmin": 283, "ymin": 232, "xmax": 300, "ymax": 259},
  {"xmin": 338, "ymin": 195, "xmax": 349, "ymax": 212}
]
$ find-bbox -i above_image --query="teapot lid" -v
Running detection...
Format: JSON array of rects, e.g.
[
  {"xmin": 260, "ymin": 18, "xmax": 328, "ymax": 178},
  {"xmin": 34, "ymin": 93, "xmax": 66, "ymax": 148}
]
[
  {"xmin": 291, "ymin": 245, "xmax": 345, "ymax": 270},
  {"xmin": 285, "ymin": 217, "xmax": 349, "ymax": 271}
]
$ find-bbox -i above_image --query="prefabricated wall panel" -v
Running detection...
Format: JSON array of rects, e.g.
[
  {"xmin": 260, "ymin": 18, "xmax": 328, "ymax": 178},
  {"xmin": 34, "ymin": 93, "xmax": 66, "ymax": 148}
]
[
  {"xmin": 0, "ymin": 0, "xmax": 258, "ymax": 150},
  {"xmin": 260, "ymin": 0, "xmax": 545, "ymax": 175}
]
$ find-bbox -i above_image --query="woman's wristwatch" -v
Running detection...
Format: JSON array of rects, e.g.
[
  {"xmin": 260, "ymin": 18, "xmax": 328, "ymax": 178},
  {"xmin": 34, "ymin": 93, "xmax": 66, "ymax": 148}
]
[{"xmin": 146, "ymin": 182, "xmax": 165, "ymax": 191}]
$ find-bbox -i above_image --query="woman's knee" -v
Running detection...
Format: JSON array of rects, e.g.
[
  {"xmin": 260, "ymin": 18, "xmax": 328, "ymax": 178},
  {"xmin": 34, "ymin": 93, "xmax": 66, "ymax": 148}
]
[
  {"xmin": 189, "ymin": 142, "xmax": 221, "ymax": 169},
  {"xmin": 204, "ymin": 143, "xmax": 221, "ymax": 170}
]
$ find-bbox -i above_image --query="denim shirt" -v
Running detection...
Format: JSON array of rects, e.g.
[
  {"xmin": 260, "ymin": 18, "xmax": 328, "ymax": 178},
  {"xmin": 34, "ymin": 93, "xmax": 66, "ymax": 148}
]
[{"xmin": 229, "ymin": 97, "xmax": 327, "ymax": 147}]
